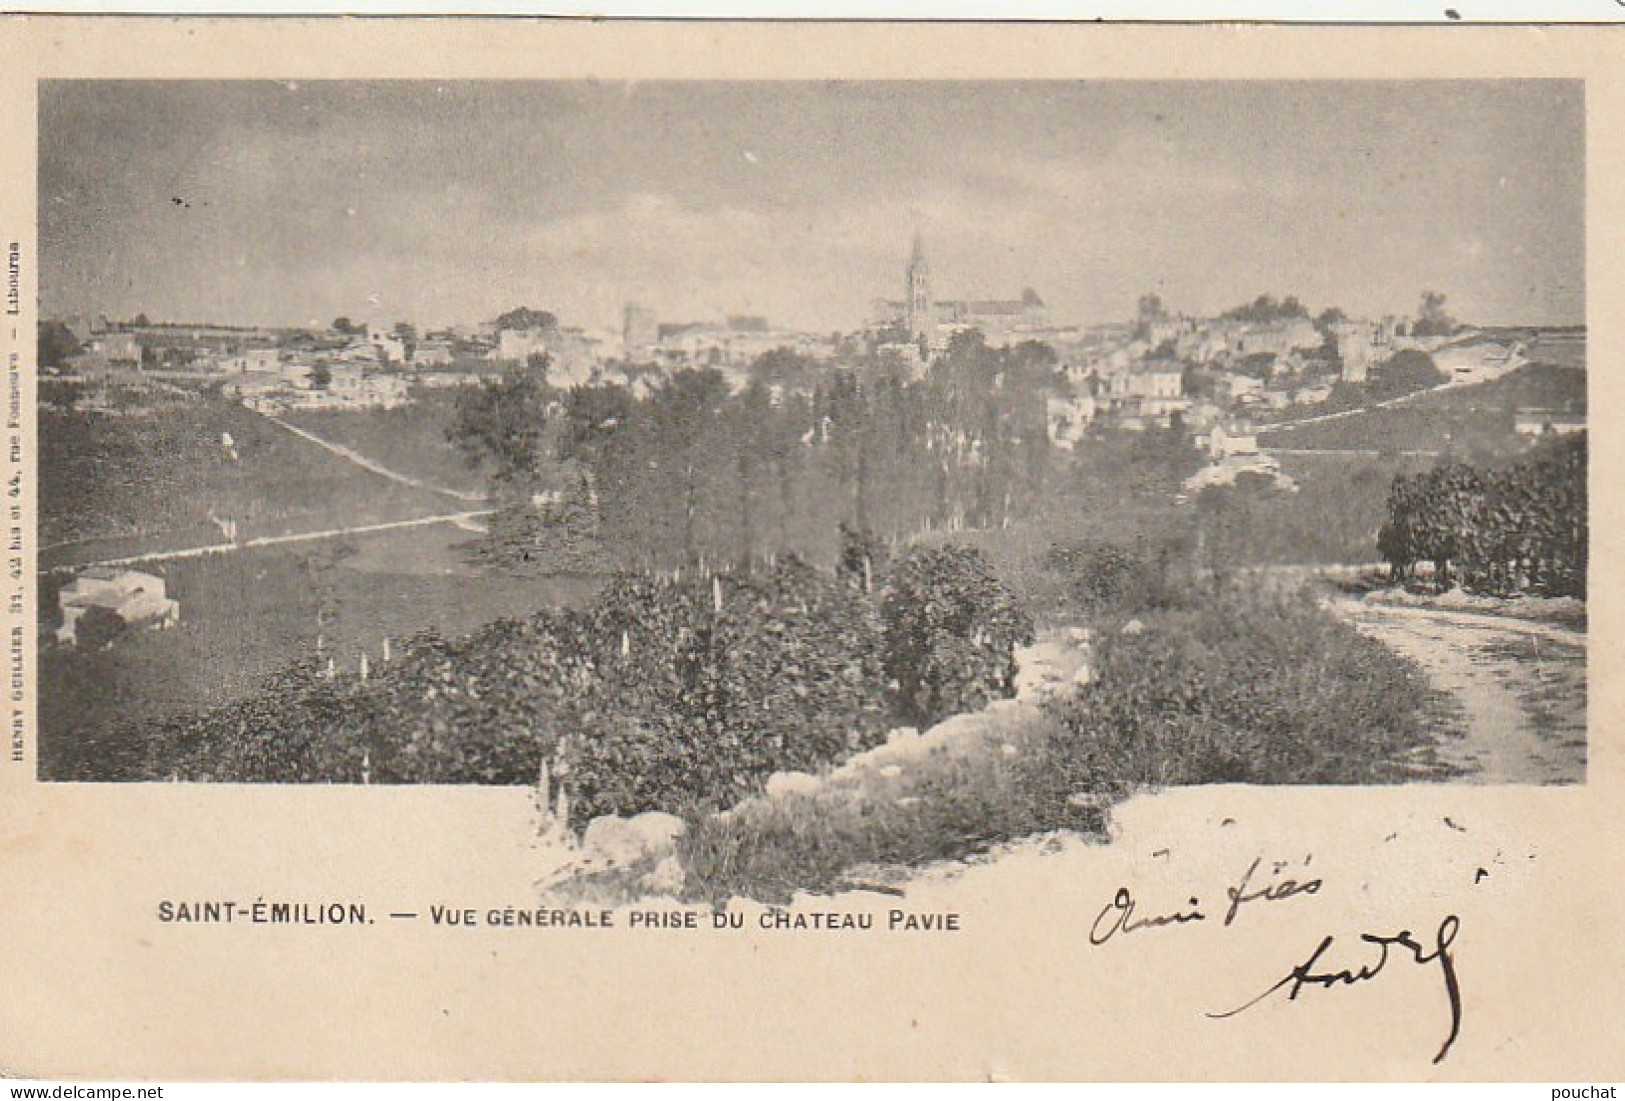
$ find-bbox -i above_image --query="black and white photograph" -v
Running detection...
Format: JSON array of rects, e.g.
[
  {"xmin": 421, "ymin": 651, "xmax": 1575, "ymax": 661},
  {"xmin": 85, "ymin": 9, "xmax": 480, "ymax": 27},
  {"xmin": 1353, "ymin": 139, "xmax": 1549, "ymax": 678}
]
[
  {"xmin": 32, "ymin": 77, "xmax": 1587, "ymax": 903},
  {"xmin": 5, "ymin": 18, "xmax": 1624, "ymax": 1083}
]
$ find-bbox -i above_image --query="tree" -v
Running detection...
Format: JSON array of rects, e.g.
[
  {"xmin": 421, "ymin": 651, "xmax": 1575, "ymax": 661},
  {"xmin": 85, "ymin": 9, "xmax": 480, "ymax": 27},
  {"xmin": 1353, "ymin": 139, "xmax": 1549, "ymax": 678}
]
[
  {"xmin": 1182, "ymin": 362, "xmax": 1216, "ymax": 400},
  {"xmin": 308, "ymin": 362, "xmax": 332, "ymax": 391},
  {"xmin": 1366, "ymin": 349, "xmax": 1445, "ymax": 402},
  {"xmin": 477, "ymin": 467, "xmax": 602, "ymax": 575},
  {"xmin": 648, "ymin": 368, "xmax": 731, "ymax": 564},
  {"xmin": 39, "ymin": 320, "xmax": 79, "ymax": 368},
  {"xmin": 558, "ymin": 383, "xmax": 634, "ymax": 466},
  {"xmin": 1413, "ymin": 291, "xmax": 1457, "ymax": 338},
  {"xmin": 1219, "ymin": 294, "xmax": 1309, "ymax": 324},
  {"xmin": 1380, "ymin": 436, "xmax": 1586, "ymax": 598},
  {"xmin": 447, "ymin": 367, "xmax": 552, "ymax": 484},
  {"xmin": 748, "ymin": 347, "xmax": 818, "ymax": 389},
  {"xmin": 1133, "ymin": 293, "xmax": 1168, "ymax": 340},
  {"xmin": 1315, "ymin": 306, "xmax": 1348, "ymax": 333},
  {"xmin": 131, "ymin": 312, "xmax": 151, "ymax": 328},
  {"xmin": 332, "ymin": 317, "xmax": 361, "ymax": 335},
  {"xmin": 495, "ymin": 307, "xmax": 558, "ymax": 331},
  {"xmin": 74, "ymin": 605, "xmax": 129, "ymax": 651},
  {"xmin": 881, "ymin": 545, "xmax": 1034, "ymax": 728}
]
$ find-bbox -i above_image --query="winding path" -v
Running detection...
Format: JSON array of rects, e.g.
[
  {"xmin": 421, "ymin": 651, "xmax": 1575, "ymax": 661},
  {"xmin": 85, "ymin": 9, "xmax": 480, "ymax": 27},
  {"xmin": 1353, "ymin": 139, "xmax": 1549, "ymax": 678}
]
[{"xmin": 1331, "ymin": 598, "xmax": 1586, "ymax": 784}]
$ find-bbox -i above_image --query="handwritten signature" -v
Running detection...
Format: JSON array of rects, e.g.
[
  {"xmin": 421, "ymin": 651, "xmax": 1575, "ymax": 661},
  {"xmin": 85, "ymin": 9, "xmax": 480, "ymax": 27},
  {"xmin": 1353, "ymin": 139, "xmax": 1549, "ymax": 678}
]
[{"xmin": 1208, "ymin": 915, "xmax": 1463, "ymax": 1065}]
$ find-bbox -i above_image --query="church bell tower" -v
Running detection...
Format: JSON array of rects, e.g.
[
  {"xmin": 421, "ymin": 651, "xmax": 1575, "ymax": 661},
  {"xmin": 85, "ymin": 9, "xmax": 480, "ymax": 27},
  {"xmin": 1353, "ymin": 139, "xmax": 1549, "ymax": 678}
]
[{"xmin": 905, "ymin": 231, "xmax": 933, "ymax": 345}]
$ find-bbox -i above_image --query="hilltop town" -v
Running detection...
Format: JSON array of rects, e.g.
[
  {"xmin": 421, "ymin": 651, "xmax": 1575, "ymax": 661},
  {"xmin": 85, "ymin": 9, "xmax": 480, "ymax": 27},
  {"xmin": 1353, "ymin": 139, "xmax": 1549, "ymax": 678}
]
[
  {"xmin": 38, "ymin": 233, "xmax": 1588, "ymax": 849},
  {"xmin": 41, "ymin": 233, "xmax": 1585, "ymax": 450}
]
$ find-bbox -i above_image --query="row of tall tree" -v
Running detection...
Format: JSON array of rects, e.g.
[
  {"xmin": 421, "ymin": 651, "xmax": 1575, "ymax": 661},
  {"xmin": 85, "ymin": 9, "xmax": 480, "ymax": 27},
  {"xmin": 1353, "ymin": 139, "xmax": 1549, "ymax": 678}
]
[
  {"xmin": 449, "ymin": 331, "xmax": 1062, "ymax": 572},
  {"xmin": 1377, "ymin": 434, "xmax": 1586, "ymax": 597}
]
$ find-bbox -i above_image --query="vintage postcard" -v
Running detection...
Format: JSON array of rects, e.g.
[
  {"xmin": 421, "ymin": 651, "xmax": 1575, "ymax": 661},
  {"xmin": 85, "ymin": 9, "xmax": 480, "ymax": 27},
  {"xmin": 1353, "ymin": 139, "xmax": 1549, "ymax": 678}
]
[{"xmin": 0, "ymin": 17, "xmax": 1621, "ymax": 1082}]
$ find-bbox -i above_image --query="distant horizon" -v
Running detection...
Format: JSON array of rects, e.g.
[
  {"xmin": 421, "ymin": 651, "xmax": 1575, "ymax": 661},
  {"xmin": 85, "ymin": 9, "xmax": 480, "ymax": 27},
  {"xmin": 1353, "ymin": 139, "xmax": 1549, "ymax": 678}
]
[
  {"xmin": 40, "ymin": 80, "xmax": 1585, "ymax": 334},
  {"xmin": 43, "ymin": 304, "xmax": 1591, "ymax": 338}
]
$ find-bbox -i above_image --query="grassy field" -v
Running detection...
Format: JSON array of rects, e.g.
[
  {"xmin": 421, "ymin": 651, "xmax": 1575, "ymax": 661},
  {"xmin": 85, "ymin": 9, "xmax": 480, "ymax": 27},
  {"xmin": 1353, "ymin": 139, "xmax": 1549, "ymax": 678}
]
[
  {"xmin": 278, "ymin": 392, "xmax": 490, "ymax": 496},
  {"xmin": 40, "ymin": 397, "xmax": 458, "ymax": 567},
  {"xmin": 38, "ymin": 523, "xmax": 602, "ymax": 781}
]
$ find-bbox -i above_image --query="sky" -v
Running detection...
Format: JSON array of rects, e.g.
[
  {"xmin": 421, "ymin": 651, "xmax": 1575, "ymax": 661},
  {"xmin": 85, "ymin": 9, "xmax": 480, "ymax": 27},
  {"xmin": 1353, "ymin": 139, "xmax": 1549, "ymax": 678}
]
[{"xmin": 39, "ymin": 79, "xmax": 1584, "ymax": 333}]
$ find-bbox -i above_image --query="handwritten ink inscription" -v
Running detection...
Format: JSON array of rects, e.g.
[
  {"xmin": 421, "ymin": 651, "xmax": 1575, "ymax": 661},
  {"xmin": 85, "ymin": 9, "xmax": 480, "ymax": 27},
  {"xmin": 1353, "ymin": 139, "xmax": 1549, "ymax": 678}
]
[
  {"xmin": 1088, "ymin": 855, "xmax": 1463, "ymax": 1064},
  {"xmin": 1089, "ymin": 855, "xmax": 1322, "ymax": 945}
]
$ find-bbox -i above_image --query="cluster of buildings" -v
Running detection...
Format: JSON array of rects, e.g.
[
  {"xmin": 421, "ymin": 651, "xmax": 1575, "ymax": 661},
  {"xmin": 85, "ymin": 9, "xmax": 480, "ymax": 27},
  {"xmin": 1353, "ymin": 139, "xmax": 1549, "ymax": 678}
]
[
  {"xmin": 1040, "ymin": 306, "xmax": 1554, "ymax": 457},
  {"xmin": 50, "ymin": 303, "xmax": 849, "ymax": 411},
  {"xmin": 50, "ymin": 236, "xmax": 1578, "ymax": 445},
  {"xmin": 49, "ymin": 316, "xmax": 505, "ymax": 413}
]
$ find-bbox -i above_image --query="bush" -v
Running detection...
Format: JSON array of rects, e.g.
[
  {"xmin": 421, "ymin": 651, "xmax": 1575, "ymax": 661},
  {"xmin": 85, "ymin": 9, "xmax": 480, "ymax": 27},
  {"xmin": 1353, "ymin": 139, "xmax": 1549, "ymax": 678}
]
[
  {"xmin": 142, "ymin": 657, "xmax": 368, "ymax": 783},
  {"xmin": 74, "ymin": 605, "xmax": 129, "ymax": 652},
  {"xmin": 563, "ymin": 559, "xmax": 893, "ymax": 821},
  {"xmin": 141, "ymin": 617, "xmax": 587, "ymax": 785},
  {"xmin": 358, "ymin": 617, "xmax": 584, "ymax": 784},
  {"xmin": 881, "ymin": 545, "xmax": 1035, "ymax": 727},
  {"xmin": 118, "ymin": 536, "xmax": 1044, "ymax": 825},
  {"xmin": 476, "ymin": 471, "xmax": 605, "ymax": 575},
  {"xmin": 679, "ymin": 583, "xmax": 1447, "ymax": 904},
  {"xmin": 1042, "ymin": 589, "xmax": 1439, "ymax": 790},
  {"xmin": 1042, "ymin": 539, "xmax": 1190, "ymax": 616}
]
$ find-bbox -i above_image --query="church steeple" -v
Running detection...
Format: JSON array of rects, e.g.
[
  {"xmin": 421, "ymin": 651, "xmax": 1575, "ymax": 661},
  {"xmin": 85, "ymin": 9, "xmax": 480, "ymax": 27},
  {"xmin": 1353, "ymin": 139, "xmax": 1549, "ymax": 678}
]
[{"xmin": 905, "ymin": 231, "xmax": 933, "ymax": 344}]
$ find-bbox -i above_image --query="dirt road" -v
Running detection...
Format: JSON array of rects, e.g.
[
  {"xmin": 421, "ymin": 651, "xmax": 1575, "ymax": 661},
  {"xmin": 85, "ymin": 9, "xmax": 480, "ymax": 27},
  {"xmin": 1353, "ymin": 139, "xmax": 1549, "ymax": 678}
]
[
  {"xmin": 73, "ymin": 509, "xmax": 495, "ymax": 570},
  {"xmin": 1332, "ymin": 598, "xmax": 1586, "ymax": 784}
]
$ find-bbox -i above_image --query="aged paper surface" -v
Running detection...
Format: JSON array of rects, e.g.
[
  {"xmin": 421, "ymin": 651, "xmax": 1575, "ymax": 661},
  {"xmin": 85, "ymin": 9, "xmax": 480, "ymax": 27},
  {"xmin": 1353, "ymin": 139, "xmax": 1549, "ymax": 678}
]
[{"xmin": 0, "ymin": 18, "xmax": 1621, "ymax": 1082}]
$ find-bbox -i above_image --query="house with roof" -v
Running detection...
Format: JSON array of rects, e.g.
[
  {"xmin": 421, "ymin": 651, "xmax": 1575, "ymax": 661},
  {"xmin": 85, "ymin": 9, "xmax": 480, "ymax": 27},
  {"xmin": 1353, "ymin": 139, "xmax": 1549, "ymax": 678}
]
[
  {"xmin": 88, "ymin": 332, "xmax": 142, "ymax": 367},
  {"xmin": 1195, "ymin": 420, "xmax": 1260, "ymax": 461},
  {"xmin": 56, "ymin": 568, "xmax": 179, "ymax": 648},
  {"xmin": 1433, "ymin": 339, "xmax": 1525, "ymax": 385}
]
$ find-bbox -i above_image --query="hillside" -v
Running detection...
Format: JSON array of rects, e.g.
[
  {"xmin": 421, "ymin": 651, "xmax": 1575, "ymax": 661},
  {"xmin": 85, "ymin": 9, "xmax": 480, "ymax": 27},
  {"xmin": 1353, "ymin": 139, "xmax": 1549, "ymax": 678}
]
[
  {"xmin": 39, "ymin": 397, "xmax": 461, "ymax": 567},
  {"xmin": 278, "ymin": 391, "xmax": 490, "ymax": 497},
  {"xmin": 1258, "ymin": 364, "xmax": 1583, "ymax": 457},
  {"xmin": 38, "ymin": 531, "xmax": 603, "ymax": 782}
]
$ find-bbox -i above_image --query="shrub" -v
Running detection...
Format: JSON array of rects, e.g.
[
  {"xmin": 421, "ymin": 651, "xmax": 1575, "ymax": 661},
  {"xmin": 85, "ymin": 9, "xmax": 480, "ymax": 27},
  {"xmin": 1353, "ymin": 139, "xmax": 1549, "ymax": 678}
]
[
  {"xmin": 1042, "ymin": 589, "xmax": 1440, "ymax": 790},
  {"xmin": 1041, "ymin": 539, "xmax": 1190, "ymax": 616},
  {"xmin": 73, "ymin": 605, "xmax": 129, "ymax": 652},
  {"xmin": 142, "ymin": 657, "xmax": 365, "ymax": 782},
  {"xmin": 116, "ymin": 536, "xmax": 1044, "ymax": 823},
  {"xmin": 357, "ymin": 617, "xmax": 583, "ymax": 784},
  {"xmin": 881, "ymin": 545, "xmax": 1035, "ymax": 727},
  {"xmin": 141, "ymin": 617, "xmax": 586, "ymax": 785},
  {"xmin": 563, "ymin": 559, "xmax": 893, "ymax": 822}
]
